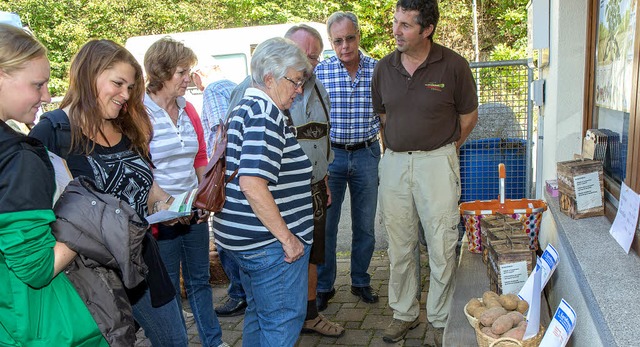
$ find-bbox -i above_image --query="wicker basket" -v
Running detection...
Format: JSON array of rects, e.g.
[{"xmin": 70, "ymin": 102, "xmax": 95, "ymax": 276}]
[
  {"xmin": 463, "ymin": 298, "xmax": 482, "ymax": 328},
  {"xmin": 475, "ymin": 321, "xmax": 545, "ymax": 347},
  {"xmin": 489, "ymin": 337, "xmax": 524, "ymax": 347}
]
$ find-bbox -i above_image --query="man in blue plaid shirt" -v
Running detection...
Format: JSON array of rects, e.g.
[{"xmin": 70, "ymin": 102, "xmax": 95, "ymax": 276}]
[{"xmin": 314, "ymin": 11, "xmax": 381, "ymax": 312}]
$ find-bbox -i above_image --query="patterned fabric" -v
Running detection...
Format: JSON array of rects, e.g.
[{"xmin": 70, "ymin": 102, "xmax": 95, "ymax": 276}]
[
  {"xmin": 145, "ymin": 94, "xmax": 200, "ymax": 196},
  {"xmin": 314, "ymin": 51, "xmax": 380, "ymax": 144},
  {"xmin": 463, "ymin": 212, "xmax": 544, "ymax": 253},
  {"xmin": 83, "ymin": 139, "xmax": 153, "ymax": 218},
  {"xmin": 28, "ymin": 112, "xmax": 153, "ymax": 219},
  {"xmin": 213, "ymin": 88, "xmax": 313, "ymax": 251},
  {"xmin": 201, "ymin": 79, "xmax": 237, "ymax": 157}
]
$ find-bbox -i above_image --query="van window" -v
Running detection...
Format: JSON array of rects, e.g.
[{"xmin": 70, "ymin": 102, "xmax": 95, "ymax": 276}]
[
  {"xmin": 323, "ymin": 49, "xmax": 336, "ymax": 60},
  {"xmin": 211, "ymin": 53, "xmax": 248, "ymax": 84}
]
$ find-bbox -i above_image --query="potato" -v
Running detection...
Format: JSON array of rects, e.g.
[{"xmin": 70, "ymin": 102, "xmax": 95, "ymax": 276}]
[
  {"xmin": 467, "ymin": 303, "xmax": 484, "ymax": 317},
  {"xmin": 467, "ymin": 298, "xmax": 483, "ymax": 307},
  {"xmin": 517, "ymin": 320, "xmax": 528, "ymax": 328},
  {"xmin": 516, "ymin": 299, "xmax": 530, "ymax": 314},
  {"xmin": 485, "ymin": 298, "xmax": 503, "ymax": 309},
  {"xmin": 502, "ymin": 325, "xmax": 526, "ymax": 340},
  {"xmin": 482, "ymin": 291, "xmax": 499, "ymax": 303},
  {"xmin": 466, "ymin": 298, "xmax": 483, "ymax": 315},
  {"xmin": 498, "ymin": 294, "xmax": 519, "ymax": 310},
  {"xmin": 481, "ymin": 326, "xmax": 501, "ymax": 339},
  {"xmin": 491, "ymin": 315, "xmax": 514, "ymax": 335},
  {"xmin": 479, "ymin": 306, "xmax": 507, "ymax": 327},
  {"xmin": 469, "ymin": 306, "xmax": 489, "ymax": 319},
  {"xmin": 505, "ymin": 311, "xmax": 524, "ymax": 326},
  {"xmin": 482, "ymin": 291, "xmax": 501, "ymax": 309},
  {"xmin": 471, "ymin": 306, "xmax": 488, "ymax": 319}
]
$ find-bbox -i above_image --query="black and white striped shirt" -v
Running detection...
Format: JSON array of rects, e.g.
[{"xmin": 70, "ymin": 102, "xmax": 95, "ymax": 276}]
[{"xmin": 213, "ymin": 88, "xmax": 314, "ymax": 251}]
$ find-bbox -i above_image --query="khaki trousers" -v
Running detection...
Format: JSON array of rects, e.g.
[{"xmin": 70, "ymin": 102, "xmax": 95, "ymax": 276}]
[{"xmin": 379, "ymin": 144, "xmax": 461, "ymax": 328}]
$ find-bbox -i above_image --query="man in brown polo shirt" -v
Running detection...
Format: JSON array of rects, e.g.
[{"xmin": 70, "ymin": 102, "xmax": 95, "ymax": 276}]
[{"xmin": 371, "ymin": 0, "xmax": 478, "ymax": 345}]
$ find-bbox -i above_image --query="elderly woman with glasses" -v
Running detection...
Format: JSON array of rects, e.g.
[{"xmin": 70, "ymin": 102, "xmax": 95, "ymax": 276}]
[{"xmin": 212, "ymin": 37, "xmax": 314, "ymax": 346}]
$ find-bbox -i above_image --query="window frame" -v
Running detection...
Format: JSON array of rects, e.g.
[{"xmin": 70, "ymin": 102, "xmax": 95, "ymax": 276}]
[{"xmin": 584, "ymin": 0, "xmax": 640, "ymax": 221}]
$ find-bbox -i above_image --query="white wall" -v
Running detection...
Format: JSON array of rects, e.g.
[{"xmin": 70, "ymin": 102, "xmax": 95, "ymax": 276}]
[
  {"xmin": 539, "ymin": 0, "xmax": 587, "ymax": 252},
  {"xmin": 540, "ymin": 0, "xmax": 588, "ymax": 184},
  {"xmin": 539, "ymin": 0, "xmax": 588, "ymax": 262},
  {"xmin": 538, "ymin": 2, "xmax": 605, "ymax": 346}
]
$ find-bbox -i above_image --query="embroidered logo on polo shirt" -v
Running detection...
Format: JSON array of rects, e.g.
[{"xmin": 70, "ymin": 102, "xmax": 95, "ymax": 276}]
[{"xmin": 425, "ymin": 82, "xmax": 445, "ymax": 92}]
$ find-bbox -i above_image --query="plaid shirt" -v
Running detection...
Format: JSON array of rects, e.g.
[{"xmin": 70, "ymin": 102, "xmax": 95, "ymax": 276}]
[
  {"xmin": 201, "ymin": 79, "xmax": 237, "ymax": 156},
  {"xmin": 314, "ymin": 51, "xmax": 380, "ymax": 144}
]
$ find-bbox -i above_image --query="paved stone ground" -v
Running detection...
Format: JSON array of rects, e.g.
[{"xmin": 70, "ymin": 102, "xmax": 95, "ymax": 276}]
[{"xmin": 135, "ymin": 250, "xmax": 434, "ymax": 347}]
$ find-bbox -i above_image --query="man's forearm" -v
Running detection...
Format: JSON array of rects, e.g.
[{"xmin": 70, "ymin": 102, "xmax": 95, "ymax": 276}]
[{"xmin": 457, "ymin": 109, "xmax": 479, "ymax": 148}]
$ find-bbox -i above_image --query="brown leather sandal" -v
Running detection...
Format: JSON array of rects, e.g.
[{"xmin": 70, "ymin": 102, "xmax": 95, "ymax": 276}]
[{"xmin": 301, "ymin": 314, "xmax": 345, "ymax": 337}]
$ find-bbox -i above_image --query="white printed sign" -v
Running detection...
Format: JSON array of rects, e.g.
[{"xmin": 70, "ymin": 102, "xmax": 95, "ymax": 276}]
[
  {"xmin": 609, "ymin": 182, "xmax": 640, "ymax": 254},
  {"xmin": 539, "ymin": 299, "xmax": 577, "ymax": 347},
  {"xmin": 499, "ymin": 261, "xmax": 529, "ymax": 294},
  {"xmin": 573, "ymin": 172, "xmax": 602, "ymax": 211}
]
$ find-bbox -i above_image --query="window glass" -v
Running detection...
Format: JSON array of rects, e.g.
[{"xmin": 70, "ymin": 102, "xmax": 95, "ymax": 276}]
[
  {"xmin": 213, "ymin": 53, "xmax": 248, "ymax": 84},
  {"xmin": 592, "ymin": 0, "xmax": 636, "ymax": 185},
  {"xmin": 592, "ymin": 108, "xmax": 630, "ymax": 183}
]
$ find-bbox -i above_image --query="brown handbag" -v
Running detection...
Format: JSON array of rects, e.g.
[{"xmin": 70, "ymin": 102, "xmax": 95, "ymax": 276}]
[{"xmin": 193, "ymin": 121, "xmax": 238, "ymax": 212}]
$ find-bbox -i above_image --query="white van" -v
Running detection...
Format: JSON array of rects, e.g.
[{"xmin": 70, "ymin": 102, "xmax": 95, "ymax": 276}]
[{"xmin": 125, "ymin": 22, "xmax": 333, "ymax": 111}]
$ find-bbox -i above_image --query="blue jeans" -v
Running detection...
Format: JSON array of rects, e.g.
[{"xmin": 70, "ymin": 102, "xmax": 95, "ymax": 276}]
[
  {"xmin": 228, "ymin": 241, "xmax": 310, "ymax": 347},
  {"xmin": 317, "ymin": 141, "xmax": 380, "ymax": 292},
  {"xmin": 131, "ymin": 287, "xmax": 188, "ymax": 347},
  {"xmin": 217, "ymin": 247, "xmax": 246, "ymax": 300},
  {"xmin": 157, "ymin": 221, "xmax": 223, "ymax": 347}
]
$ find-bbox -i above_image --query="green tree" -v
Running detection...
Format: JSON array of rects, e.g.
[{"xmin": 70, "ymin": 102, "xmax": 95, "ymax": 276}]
[{"xmin": 2, "ymin": 0, "xmax": 528, "ymax": 97}]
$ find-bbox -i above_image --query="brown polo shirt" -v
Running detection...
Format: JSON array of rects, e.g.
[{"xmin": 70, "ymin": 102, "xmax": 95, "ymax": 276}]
[{"xmin": 372, "ymin": 43, "xmax": 478, "ymax": 152}]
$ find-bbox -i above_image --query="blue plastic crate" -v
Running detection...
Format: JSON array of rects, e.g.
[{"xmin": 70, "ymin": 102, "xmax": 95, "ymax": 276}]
[{"xmin": 459, "ymin": 138, "xmax": 527, "ymax": 202}]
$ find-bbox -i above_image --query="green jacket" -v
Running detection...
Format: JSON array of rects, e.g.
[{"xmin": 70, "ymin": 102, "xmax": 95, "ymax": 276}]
[{"xmin": 0, "ymin": 121, "xmax": 107, "ymax": 347}]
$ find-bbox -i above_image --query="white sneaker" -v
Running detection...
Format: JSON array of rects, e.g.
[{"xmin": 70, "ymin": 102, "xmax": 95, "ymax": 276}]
[{"xmin": 182, "ymin": 309, "xmax": 194, "ymax": 320}]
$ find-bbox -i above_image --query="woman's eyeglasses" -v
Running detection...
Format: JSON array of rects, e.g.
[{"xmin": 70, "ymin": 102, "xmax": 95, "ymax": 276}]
[{"xmin": 283, "ymin": 76, "xmax": 304, "ymax": 90}]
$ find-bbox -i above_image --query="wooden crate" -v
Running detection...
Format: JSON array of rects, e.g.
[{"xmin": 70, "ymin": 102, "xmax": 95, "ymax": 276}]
[
  {"xmin": 480, "ymin": 214, "xmax": 525, "ymax": 263},
  {"xmin": 556, "ymin": 159, "xmax": 604, "ymax": 219},
  {"xmin": 486, "ymin": 238, "xmax": 535, "ymax": 294}
]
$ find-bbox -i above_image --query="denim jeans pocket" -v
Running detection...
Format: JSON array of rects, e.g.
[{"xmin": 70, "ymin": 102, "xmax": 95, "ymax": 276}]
[
  {"xmin": 367, "ymin": 141, "xmax": 381, "ymax": 158},
  {"xmin": 236, "ymin": 243, "xmax": 283, "ymax": 272}
]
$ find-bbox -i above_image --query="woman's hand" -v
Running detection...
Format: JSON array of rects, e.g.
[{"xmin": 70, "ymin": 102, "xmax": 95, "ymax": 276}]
[
  {"xmin": 281, "ymin": 234, "xmax": 304, "ymax": 263},
  {"xmin": 161, "ymin": 213, "xmax": 192, "ymax": 226},
  {"xmin": 239, "ymin": 175, "xmax": 307, "ymax": 263},
  {"xmin": 195, "ymin": 208, "xmax": 210, "ymax": 224},
  {"xmin": 161, "ymin": 218, "xmax": 180, "ymax": 226}
]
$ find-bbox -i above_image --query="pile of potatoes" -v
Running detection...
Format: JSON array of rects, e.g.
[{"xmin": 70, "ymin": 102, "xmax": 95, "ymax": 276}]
[{"xmin": 466, "ymin": 291, "xmax": 530, "ymax": 340}]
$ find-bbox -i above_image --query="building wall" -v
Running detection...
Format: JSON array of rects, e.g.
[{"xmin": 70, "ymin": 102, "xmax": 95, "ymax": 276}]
[
  {"xmin": 539, "ymin": 0, "xmax": 587, "ymax": 248},
  {"xmin": 540, "ymin": 0, "xmax": 587, "ymax": 184},
  {"xmin": 539, "ymin": 1, "xmax": 610, "ymax": 346}
]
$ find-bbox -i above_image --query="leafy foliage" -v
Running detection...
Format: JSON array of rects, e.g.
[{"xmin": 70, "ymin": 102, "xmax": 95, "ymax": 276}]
[{"xmin": 1, "ymin": 0, "xmax": 528, "ymax": 96}]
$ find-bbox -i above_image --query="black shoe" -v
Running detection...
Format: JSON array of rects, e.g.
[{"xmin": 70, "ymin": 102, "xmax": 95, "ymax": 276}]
[
  {"xmin": 215, "ymin": 297, "xmax": 247, "ymax": 317},
  {"xmin": 316, "ymin": 288, "xmax": 336, "ymax": 312},
  {"xmin": 350, "ymin": 285, "xmax": 379, "ymax": 303}
]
